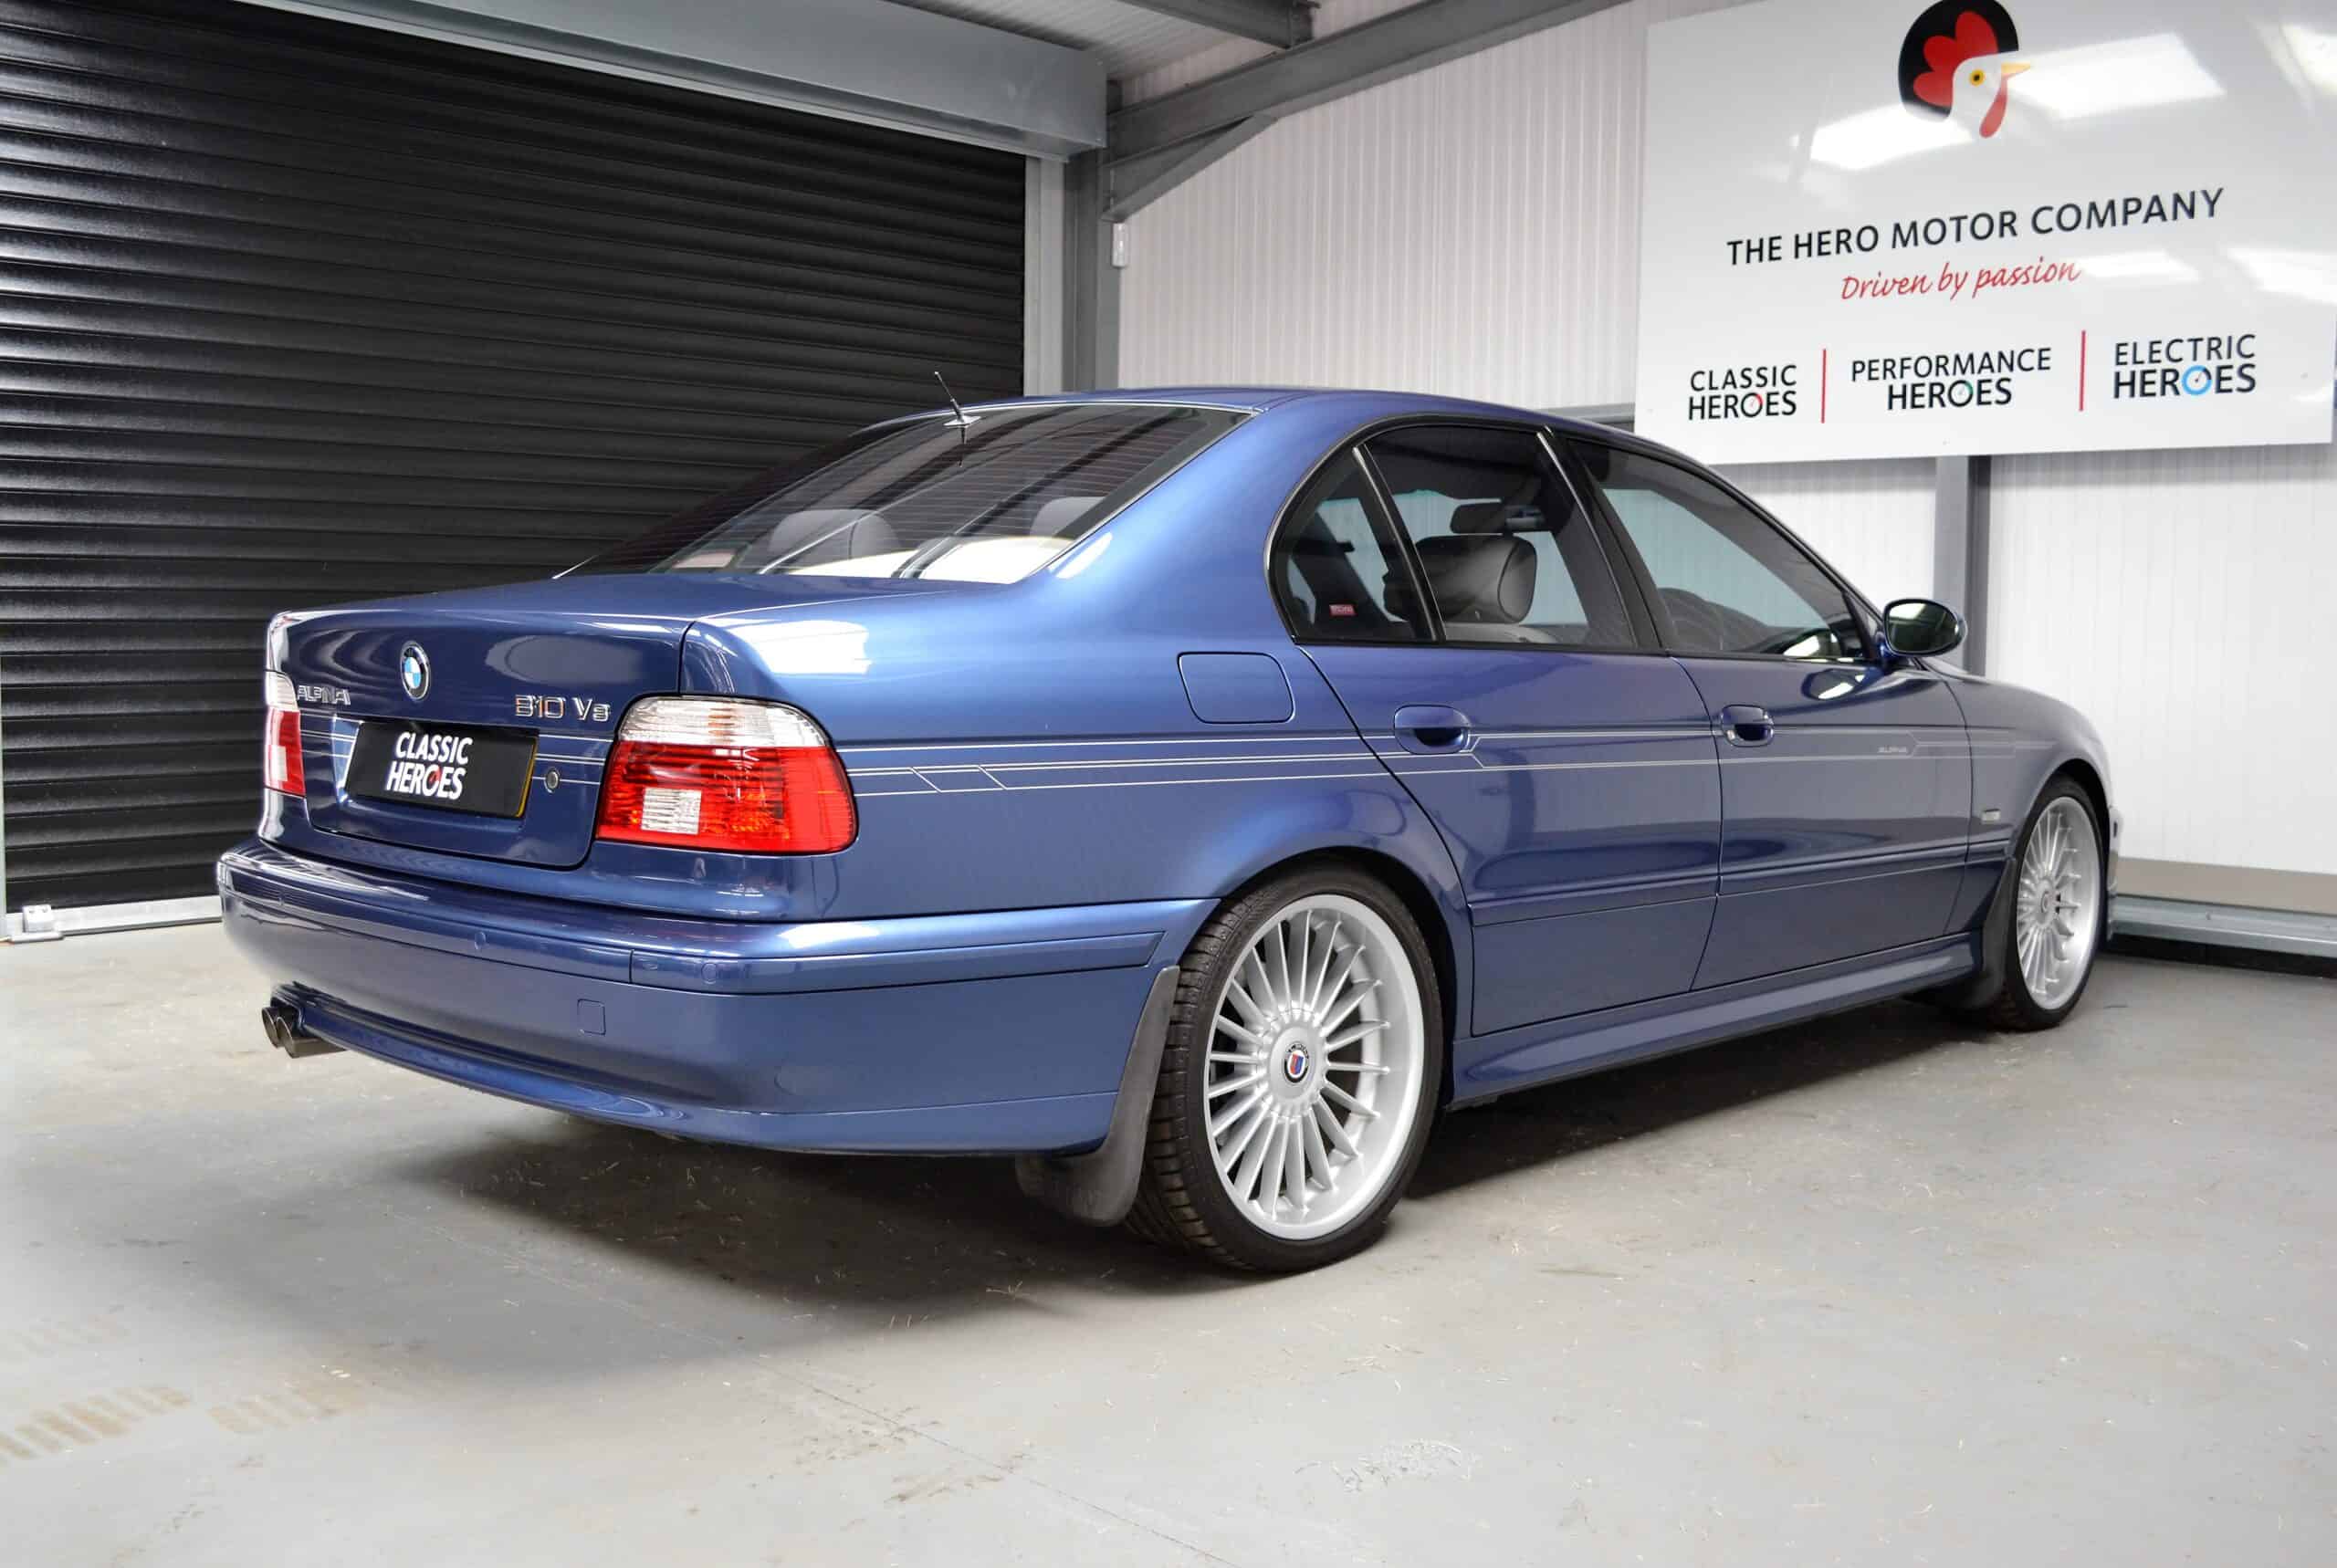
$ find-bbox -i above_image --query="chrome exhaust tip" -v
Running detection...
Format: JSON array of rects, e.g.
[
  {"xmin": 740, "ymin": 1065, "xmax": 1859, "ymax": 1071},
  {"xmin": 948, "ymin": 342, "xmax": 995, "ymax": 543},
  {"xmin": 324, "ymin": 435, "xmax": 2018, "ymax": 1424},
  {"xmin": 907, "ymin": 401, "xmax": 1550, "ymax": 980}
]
[{"xmin": 262, "ymin": 998, "xmax": 341, "ymax": 1060}]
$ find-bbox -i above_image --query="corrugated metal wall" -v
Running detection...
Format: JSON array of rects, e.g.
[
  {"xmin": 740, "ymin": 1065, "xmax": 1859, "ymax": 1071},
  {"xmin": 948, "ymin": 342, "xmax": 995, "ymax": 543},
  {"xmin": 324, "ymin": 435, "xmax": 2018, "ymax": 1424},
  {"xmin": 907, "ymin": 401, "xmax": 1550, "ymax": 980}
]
[
  {"xmin": 0, "ymin": 0, "xmax": 1024, "ymax": 913},
  {"xmin": 1992, "ymin": 442, "xmax": 2337, "ymax": 880},
  {"xmin": 1118, "ymin": 0, "xmax": 1733, "ymax": 405}
]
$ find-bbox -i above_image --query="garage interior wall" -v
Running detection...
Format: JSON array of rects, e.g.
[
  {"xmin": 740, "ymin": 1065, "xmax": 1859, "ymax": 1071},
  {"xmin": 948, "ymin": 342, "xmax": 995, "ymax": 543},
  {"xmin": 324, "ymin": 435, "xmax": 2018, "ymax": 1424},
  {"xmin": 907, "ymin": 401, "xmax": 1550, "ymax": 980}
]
[
  {"xmin": 1993, "ymin": 441, "xmax": 2337, "ymax": 891},
  {"xmin": 0, "ymin": 0, "xmax": 1025, "ymax": 913},
  {"xmin": 1115, "ymin": 0, "xmax": 2334, "ymax": 906}
]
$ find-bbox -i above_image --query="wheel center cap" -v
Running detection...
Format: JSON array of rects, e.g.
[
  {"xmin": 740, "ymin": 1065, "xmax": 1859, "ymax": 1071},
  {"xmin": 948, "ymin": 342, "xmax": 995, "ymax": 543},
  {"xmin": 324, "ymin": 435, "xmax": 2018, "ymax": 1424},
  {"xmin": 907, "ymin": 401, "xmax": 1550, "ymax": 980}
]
[{"xmin": 1272, "ymin": 1027, "xmax": 1315, "ymax": 1087}]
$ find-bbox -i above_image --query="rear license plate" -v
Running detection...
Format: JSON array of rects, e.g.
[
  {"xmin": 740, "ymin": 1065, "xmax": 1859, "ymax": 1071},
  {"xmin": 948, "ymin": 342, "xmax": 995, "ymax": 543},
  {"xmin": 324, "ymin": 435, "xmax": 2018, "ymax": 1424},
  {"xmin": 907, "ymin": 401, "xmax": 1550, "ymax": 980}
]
[{"xmin": 345, "ymin": 720, "xmax": 537, "ymax": 818}]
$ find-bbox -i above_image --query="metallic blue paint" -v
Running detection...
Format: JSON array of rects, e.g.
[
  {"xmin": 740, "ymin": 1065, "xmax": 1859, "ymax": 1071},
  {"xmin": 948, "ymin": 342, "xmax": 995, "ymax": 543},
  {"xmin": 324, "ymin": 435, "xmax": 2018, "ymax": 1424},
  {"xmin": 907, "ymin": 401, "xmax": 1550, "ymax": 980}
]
[
  {"xmin": 221, "ymin": 839, "xmax": 1209, "ymax": 1152},
  {"xmin": 1306, "ymin": 643, "xmax": 1722, "ymax": 1034},
  {"xmin": 225, "ymin": 388, "xmax": 2113, "ymax": 1158},
  {"xmin": 1679, "ymin": 656, "xmax": 1972, "ymax": 988},
  {"xmin": 1941, "ymin": 671, "xmax": 2121, "ymax": 893},
  {"xmin": 1178, "ymin": 652, "xmax": 1296, "ymax": 724}
]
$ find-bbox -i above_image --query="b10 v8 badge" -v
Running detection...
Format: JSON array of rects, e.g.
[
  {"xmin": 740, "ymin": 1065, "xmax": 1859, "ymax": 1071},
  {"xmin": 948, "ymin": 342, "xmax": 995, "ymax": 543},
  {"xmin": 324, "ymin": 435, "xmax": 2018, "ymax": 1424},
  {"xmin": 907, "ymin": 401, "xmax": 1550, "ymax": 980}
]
[{"xmin": 515, "ymin": 694, "xmax": 612, "ymax": 724}]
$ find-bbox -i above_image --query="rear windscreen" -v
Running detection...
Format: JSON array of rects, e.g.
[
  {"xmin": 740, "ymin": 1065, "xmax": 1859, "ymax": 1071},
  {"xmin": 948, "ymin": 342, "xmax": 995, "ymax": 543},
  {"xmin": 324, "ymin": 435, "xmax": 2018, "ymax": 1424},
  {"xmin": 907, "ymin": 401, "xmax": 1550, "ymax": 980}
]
[{"xmin": 573, "ymin": 402, "xmax": 1245, "ymax": 581}]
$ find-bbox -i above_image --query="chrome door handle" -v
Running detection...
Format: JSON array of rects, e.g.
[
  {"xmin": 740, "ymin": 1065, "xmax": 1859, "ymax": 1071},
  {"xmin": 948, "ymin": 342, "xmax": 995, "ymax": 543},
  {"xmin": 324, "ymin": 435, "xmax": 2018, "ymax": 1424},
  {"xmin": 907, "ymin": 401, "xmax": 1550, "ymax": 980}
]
[
  {"xmin": 1718, "ymin": 705, "xmax": 1775, "ymax": 747},
  {"xmin": 1393, "ymin": 704, "xmax": 1470, "ymax": 754}
]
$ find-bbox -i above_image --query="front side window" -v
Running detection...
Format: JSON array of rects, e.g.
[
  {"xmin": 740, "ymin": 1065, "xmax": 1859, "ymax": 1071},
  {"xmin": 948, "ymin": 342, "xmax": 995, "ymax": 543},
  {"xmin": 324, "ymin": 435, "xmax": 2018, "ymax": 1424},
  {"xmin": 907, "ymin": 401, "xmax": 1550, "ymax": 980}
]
[
  {"xmin": 1363, "ymin": 424, "xmax": 1635, "ymax": 648},
  {"xmin": 1270, "ymin": 454, "xmax": 1429, "ymax": 642},
  {"xmin": 1572, "ymin": 444, "xmax": 1865, "ymax": 662},
  {"xmin": 574, "ymin": 403, "xmax": 1244, "ymax": 581}
]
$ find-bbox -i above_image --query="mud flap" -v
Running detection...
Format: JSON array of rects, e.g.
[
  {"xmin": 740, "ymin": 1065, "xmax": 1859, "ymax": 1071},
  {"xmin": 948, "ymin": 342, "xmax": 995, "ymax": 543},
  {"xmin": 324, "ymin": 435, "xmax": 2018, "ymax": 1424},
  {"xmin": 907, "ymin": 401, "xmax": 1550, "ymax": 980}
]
[
  {"xmin": 1014, "ymin": 965, "xmax": 1180, "ymax": 1228},
  {"xmin": 1930, "ymin": 849, "xmax": 2019, "ymax": 1010}
]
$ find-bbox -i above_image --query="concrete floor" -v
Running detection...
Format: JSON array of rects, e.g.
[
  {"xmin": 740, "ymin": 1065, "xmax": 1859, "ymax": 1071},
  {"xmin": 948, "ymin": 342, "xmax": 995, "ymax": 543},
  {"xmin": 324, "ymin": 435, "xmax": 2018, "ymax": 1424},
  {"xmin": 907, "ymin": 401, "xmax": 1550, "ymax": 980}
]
[{"xmin": 1, "ymin": 928, "xmax": 2330, "ymax": 1566}]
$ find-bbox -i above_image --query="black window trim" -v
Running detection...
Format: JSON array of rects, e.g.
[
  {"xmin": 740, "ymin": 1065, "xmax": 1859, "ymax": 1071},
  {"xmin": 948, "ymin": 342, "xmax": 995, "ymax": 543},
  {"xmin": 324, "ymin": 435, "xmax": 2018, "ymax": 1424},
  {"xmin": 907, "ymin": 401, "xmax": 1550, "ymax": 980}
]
[
  {"xmin": 1267, "ymin": 413, "xmax": 1662, "ymax": 657},
  {"xmin": 1556, "ymin": 434, "xmax": 1882, "ymax": 668},
  {"xmin": 1265, "ymin": 446, "xmax": 1441, "ymax": 648}
]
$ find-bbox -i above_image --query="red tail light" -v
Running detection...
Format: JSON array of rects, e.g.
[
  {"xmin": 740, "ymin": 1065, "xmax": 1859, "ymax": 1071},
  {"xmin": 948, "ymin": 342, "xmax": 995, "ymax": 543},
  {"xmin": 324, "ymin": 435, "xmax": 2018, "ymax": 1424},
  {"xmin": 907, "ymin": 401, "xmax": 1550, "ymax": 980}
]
[
  {"xmin": 594, "ymin": 697, "xmax": 856, "ymax": 854},
  {"xmin": 263, "ymin": 672, "xmax": 305, "ymax": 796}
]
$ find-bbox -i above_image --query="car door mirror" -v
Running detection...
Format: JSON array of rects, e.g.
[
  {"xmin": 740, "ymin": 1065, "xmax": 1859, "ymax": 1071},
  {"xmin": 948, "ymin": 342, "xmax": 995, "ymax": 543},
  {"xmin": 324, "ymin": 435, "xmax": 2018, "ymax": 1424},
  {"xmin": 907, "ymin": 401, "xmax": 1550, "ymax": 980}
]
[{"xmin": 1880, "ymin": 598, "xmax": 1965, "ymax": 659}]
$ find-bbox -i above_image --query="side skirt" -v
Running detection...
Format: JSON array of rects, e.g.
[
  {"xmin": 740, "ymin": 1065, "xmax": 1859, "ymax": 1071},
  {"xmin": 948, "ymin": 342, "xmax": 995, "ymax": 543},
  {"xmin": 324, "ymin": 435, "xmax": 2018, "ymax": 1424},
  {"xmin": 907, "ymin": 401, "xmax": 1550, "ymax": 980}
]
[{"xmin": 1452, "ymin": 935, "xmax": 1982, "ymax": 1102}]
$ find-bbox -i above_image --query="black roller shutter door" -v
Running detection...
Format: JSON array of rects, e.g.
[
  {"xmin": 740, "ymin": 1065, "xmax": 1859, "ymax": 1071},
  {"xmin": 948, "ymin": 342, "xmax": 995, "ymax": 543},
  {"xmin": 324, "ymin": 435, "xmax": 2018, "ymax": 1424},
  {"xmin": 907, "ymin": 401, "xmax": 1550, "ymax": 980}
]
[{"xmin": 0, "ymin": 0, "xmax": 1025, "ymax": 911}]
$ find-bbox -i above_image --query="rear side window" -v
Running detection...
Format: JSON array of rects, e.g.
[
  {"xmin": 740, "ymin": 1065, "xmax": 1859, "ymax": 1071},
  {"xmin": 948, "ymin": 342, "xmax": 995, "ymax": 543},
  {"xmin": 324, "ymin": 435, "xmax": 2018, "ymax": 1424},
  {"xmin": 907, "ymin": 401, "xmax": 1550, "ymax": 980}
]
[
  {"xmin": 574, "ymin": 403, "xmax": 1243, "ymax": 581},
  {"xmin": 1364, "ymin": 424, "xmax": 1635, "ymax": 648},
  {"xmin": 1271, "ymin": 454, "xmax": 1429, "ymax": 642},
  {"xmin": 1572, "ymin": 443, "xmax": 1865, "ymax": 662}
]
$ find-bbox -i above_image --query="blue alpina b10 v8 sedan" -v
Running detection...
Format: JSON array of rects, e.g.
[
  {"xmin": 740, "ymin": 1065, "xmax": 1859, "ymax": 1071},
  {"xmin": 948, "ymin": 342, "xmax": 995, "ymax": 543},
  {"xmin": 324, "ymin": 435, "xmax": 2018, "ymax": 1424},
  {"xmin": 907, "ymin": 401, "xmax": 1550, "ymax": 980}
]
[{"xmin": 223, "ymin": 390, "xmax": 2116, "ymax": 1271}]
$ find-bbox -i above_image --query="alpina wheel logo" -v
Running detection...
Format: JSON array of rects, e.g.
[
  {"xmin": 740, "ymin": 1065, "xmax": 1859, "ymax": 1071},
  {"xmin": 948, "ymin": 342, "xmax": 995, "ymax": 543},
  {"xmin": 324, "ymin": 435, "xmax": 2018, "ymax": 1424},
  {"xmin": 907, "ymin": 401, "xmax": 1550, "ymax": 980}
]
[
  {"xmin": 1283, "ymin": 1043, "xmax": 1311, "ymax": 1082},
  {"xmin": 1899, "ymin": 2, "xmax": 2028, "ymax": 141},
  {"xmin": 398, "ymin": 642, "xmax": 430, "ymax": 701}
]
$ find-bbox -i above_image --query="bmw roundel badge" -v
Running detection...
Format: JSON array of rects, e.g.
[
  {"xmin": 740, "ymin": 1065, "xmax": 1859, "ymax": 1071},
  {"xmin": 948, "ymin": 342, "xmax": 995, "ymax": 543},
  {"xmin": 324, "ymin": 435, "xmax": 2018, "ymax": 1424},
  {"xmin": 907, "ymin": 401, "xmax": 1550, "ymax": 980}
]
[{"xmin": 398, "ymin": 641, "xmax": 430, "ymax": 702}]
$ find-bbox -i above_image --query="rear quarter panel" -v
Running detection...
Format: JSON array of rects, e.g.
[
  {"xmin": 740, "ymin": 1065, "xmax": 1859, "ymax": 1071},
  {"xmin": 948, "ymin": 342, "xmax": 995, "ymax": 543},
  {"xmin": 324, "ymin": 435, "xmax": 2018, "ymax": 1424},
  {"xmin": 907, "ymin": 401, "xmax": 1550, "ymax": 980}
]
[{"xmin": 678, "ymin": 399, "xmax": 1475, "ymax": 956}]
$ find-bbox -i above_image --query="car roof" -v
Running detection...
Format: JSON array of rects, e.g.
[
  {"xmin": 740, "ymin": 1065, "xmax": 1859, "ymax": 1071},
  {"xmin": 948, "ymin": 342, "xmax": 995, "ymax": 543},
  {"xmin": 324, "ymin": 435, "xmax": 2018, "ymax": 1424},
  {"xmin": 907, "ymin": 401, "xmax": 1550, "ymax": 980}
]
[{"xmin": 935, "ymin": 386, "xmax": 1646, "ymax": 448}]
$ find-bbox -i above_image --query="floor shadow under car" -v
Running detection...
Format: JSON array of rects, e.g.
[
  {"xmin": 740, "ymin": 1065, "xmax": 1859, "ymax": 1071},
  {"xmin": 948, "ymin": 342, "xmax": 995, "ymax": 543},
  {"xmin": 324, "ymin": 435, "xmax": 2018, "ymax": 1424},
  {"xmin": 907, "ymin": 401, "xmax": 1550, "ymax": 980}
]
[
  {"xmin": 391, "ymin": 997, "xmax": 1989, "ymax": 1312},
  {"xmin": 1410, "ymin": 996, "xmax": 1980, "ymax": 1196}
]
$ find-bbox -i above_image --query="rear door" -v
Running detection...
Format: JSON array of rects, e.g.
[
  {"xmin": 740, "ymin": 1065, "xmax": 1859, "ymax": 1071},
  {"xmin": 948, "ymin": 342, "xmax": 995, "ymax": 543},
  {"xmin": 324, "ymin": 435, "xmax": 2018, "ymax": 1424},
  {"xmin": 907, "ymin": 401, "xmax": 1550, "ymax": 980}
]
[
  {"xmin": 1565, "ymin": 440, "xmax": 1971, "ymax": 988},
  {"xmin": 1278, "ymin": 423, "xmax": 1722, "ymax": 1038}
]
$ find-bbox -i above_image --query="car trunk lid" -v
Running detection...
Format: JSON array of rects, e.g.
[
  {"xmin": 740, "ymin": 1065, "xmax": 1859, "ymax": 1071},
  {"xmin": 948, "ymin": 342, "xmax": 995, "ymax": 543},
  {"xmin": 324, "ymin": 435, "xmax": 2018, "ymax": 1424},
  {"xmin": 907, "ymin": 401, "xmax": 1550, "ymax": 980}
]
[{"xmin": 276, "ymin": 573, "xmax": 937, "ymax": 869}]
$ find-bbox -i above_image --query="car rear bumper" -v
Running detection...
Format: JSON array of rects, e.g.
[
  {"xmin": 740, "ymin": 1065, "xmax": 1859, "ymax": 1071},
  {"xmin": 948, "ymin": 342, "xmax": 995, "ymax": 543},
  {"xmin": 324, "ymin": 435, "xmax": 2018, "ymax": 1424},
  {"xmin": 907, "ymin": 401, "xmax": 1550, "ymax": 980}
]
[{"xmin": 218, "ymin": 839, "xmax": 1209, "ymax": 1154}]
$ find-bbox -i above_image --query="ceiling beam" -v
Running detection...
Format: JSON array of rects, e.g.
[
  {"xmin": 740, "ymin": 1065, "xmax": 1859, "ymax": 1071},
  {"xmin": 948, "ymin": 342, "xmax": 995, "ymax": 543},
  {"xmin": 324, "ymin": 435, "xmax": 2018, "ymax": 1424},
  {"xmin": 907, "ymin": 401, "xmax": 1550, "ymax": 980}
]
[
  {"xmin": 1106, "ymin": 116, "xmax": 1273, "ymax": 220},
  {"xmin": 1110, "ymin": 0, "xmax": 1626, "ymax": 163},
  {"xmin": 1118, "ymin": 1, "xmax": 1312, "ymax": 48}
]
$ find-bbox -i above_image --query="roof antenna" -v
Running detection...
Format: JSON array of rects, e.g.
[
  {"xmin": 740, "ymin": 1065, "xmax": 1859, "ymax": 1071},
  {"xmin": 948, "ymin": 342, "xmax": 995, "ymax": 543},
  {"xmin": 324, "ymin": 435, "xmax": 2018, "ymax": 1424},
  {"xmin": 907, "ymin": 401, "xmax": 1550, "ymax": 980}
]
[{"xmin": 933, "ymin": 371, "xmax": 979, "ymax": 448}]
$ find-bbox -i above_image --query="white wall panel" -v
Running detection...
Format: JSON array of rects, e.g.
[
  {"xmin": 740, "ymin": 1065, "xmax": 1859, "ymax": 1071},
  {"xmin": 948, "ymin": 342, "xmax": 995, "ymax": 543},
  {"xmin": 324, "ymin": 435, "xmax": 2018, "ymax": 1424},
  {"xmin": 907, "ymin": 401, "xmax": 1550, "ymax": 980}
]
[
  {"xmin": 1719, "ymin": 460, "xmax": 1935, "ymax": 607},
  {"xmin": 1991, "ymin": 442, "xmax": 2337, "ymax": 879},
  {"xmin": 1119, "ymin": 0, "xmax": 1738, "ymax": 403}
]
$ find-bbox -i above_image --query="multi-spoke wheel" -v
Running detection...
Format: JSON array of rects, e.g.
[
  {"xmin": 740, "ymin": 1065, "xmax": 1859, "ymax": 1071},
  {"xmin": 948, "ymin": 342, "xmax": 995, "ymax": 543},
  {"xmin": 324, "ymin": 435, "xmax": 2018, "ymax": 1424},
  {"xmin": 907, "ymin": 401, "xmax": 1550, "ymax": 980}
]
[
  {"xmin": 1127, "ymin": 868, "xmax": 1441, "ymax": 1270},
  {"xmin": 2014, "ymin": 795, "xmax": 2101, "ymax": 1011},
  {"xmin": 1955, "ymin": 779, "xmax": 2106, "ymax": 1030}
]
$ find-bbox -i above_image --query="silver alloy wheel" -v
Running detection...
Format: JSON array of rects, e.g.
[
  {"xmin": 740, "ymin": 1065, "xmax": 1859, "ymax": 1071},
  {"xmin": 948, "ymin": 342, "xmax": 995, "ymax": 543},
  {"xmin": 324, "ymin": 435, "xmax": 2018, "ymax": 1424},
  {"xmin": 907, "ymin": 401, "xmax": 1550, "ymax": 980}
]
[
  {"xmin": 1201, "ymin": 894, "xmax": 1428, "ymax": 1241},
  {"xmin": 2015, "ymin": 796, "xmax": 2101, "ymax": 1010}
]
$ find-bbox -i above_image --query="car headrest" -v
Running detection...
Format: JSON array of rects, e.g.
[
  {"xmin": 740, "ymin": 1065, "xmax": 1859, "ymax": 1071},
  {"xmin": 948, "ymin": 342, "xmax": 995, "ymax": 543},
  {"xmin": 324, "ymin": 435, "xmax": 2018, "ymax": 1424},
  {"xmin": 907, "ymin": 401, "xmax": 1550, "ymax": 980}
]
[
  {"xmin": 1451, "ymin": 499, "xmax": 1546, "ymax": 534},
  {"xmin": 1029, "ymin": 495, "xmax": 1102, "ymax": 537},
  {"xmin": 763, "ymin": 507, "xmax": 896, "ymax": 566},
  {"xmin": 1403, "ymin": 535, "xmax": 1536, "ymax": 624}
]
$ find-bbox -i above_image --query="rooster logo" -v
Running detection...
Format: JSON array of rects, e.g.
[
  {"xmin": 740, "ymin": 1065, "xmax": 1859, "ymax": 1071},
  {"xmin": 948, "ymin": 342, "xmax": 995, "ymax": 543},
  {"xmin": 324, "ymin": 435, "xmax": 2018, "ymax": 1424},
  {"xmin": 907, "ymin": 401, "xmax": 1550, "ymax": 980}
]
[{"xmin": 1899, "ymin": 1, "xmax": 2029, "ymax": 140}]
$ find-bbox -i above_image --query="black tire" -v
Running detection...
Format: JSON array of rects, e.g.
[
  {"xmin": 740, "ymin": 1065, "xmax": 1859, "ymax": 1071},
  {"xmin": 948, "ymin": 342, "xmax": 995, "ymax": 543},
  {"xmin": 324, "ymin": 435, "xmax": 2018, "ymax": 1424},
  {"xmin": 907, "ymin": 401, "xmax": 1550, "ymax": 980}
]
[
  {"xmin": 1125, "ymin": 865, "xmax": 1445, "ymax": 1272},
  {"xmin": 1957, "ymin": 778, "xmax": 2107, "ymax": 1031}
]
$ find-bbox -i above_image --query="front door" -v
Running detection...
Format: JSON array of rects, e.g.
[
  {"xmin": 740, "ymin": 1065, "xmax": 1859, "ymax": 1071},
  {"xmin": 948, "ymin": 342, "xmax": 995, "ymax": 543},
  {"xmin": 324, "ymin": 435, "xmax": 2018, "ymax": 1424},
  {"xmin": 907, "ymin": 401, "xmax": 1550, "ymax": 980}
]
[
  {"xmin": 1273, "ymin": 424, "xmax": 1723, "ymax": 1037},
  {"xmin": 1567, "ymin": 441, "xmax": 1971, "ymax": 988}
]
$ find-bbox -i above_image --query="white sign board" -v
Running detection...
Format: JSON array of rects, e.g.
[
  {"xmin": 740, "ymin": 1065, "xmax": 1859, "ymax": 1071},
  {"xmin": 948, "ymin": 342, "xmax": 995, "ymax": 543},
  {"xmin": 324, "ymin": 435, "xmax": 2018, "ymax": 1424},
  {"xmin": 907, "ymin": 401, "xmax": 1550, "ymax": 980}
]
[{"xmin": 1634, "ymin": 0, "xmax": 2337, "ymax": 462}]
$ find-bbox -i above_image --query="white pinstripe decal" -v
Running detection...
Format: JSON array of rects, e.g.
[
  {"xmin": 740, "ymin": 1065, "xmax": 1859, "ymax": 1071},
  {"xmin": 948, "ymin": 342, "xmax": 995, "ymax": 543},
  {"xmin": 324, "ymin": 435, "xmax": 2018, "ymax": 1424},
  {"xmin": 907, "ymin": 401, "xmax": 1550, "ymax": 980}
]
[{"xmin": 856, "ymin": 768, "xmax": 1387, "ymax": 798}]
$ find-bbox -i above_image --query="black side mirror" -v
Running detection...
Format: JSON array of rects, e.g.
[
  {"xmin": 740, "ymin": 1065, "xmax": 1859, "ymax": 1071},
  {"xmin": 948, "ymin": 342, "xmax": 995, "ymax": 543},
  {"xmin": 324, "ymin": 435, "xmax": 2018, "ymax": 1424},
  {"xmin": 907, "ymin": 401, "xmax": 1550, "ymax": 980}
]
[{"xmin": 1881, "ymin": 598, "xmax": 1965, "ymax": 658}]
